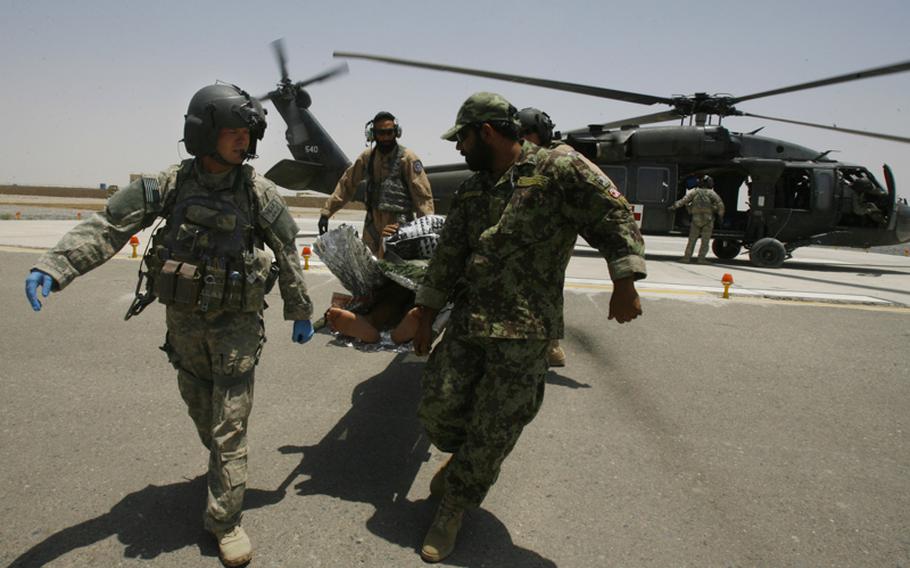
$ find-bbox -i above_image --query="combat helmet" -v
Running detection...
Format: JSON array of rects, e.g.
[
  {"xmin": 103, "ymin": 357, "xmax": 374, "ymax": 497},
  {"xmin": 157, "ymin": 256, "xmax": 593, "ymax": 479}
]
[
  {"xmin": 517, "ymin": 107, "xmax": 556, "ymax": 146},
  {"xmin": 700, "ymin": 174, "xmax": 715, "ymax": 189},
  {"xmin": 183, "ymin": 83, "xmax": 267, "ymax": 159}
]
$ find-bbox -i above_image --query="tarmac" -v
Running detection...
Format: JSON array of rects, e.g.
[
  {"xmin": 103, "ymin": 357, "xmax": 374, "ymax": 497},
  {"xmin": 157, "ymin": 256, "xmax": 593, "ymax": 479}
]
[
  {"xmin": 3, "ymin": 209, "xmax": 910, "ymax": 308},
  {"xmin": 1, "ymin": 211, "xmax": 909, "ymax": 567}
]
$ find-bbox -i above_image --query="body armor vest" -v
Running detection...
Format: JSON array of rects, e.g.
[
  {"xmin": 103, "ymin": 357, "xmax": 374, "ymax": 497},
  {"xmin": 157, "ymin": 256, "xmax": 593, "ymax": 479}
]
[
  {"xmin": 358, "ymin": 145, "xmax": 415, "ymax": 215},
  {"xmin": 145, "ymin": 160, "xmax": 271, "ymax": 313}
]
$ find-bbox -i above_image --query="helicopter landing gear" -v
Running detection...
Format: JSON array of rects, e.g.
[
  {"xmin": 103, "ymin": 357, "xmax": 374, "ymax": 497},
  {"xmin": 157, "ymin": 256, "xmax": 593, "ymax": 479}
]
[
  {"xmin": 712, "ymin": 238, "xmax": 742, "ymax": 260},
  {"xmin": 749, "ymin": 237, "xmax": 788, "ymax": 268}
]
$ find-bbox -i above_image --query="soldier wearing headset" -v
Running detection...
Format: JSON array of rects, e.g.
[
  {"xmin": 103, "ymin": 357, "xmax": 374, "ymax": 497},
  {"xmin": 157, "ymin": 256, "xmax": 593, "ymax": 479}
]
[{"xmin": 318, "ymin": 111, "xmax": 434, "ymax": 256}]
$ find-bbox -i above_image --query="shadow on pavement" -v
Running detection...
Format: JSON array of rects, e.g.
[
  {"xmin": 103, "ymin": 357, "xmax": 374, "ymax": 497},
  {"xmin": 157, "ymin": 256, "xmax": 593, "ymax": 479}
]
[
  {"xmin": 8, "ymin": 475, "xmax": 219, "ymax": 567},
  {"xmin": 277, "ymin": 352, "xmax": 556, "ymax": 566},
  {"xmin": 546, "ymin": 369, "xmax": 592, "ymax": 389},
  {"xmin": 10, "ymin": 353, "xmax": 561, "ymax": 567}
]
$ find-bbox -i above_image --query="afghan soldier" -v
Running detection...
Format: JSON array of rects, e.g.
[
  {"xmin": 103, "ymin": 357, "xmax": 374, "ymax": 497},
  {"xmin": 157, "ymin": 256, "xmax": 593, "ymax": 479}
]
[
  {"xmin": 517, "ymin": 106, "xmax": 609, "ymax": 368},
  {"xmin": 668, "ymin": 174, "xmax": 725, "ymax": 263},
  {"xmin": 411, "ymin": 93, "xmax": 646, "ymax": 562},
  {"xmin": 24, "ymin": 83, "xmax": 314, "ymax": 567},
  {"xmin": 318, "ymin": 111, "xmax": 434, "ymax": 256}
]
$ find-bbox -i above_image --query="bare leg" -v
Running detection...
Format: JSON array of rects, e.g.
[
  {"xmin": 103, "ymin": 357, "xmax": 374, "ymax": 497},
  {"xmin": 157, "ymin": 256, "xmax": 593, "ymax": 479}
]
[
  {"xmin": 326, "ymin": 307, "xmax": 381, "ymax": 343},
  {"xmin": 390, "ymin": 307, "xmax": 421, "ymax": 344}
]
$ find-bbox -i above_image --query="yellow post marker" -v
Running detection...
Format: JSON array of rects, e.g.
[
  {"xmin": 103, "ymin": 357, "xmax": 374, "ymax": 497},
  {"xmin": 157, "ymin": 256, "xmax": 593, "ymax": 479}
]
[
  {"xmin": 15, "ymin": 211, "xmax": 21, "ymax": 220},
  {"xmin": 76, "ymin": 212, "xmax": 82, "ymax": 220},
  {"xmin": 721, "ymin": 273, "xmax": 734, "ymax": 299},
  {"xmin": 301, "ymin": 245, "xmax": 312, "ymax": 270},
  {"xmin": 129, "ymin": 235, "xmax": 140, "ymax": 258}
]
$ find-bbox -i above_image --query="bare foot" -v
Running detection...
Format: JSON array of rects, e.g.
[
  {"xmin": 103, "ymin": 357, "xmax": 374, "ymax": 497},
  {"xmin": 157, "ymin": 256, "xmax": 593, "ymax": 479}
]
[
  {"xmin": 326, "ymin": 307, "xmax": 381, "ymax": 343},
  {"xmin": 390, "ymin": 307, "xmax": 420, "ymax": 344}
]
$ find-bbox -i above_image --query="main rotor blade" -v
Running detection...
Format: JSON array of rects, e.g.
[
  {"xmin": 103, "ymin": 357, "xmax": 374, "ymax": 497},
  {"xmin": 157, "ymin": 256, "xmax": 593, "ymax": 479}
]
[
  {"xmin": 271, "ymin": 38, "xmax": 290, "ymax": 83},
  {"xmin": 595, "ymin": 109, "xmax": 684, "ymax": 129},
  {"xmin": 742, "ymin": 112, "xmax": 910, "ymax": 144},
  {"xmin": 334, "ymin": 51, "xmax": 674, "ymax": 106},
  {"xmin": 733, "ymin": 60, "xmax": 910, "ymax": 104},
  {"xmin": 296, "ymin": 62, "xmax": 349, "ymax": 88}
]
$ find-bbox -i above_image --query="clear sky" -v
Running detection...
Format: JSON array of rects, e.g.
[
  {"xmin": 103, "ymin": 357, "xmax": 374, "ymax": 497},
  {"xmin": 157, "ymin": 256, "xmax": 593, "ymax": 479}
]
[{"xmin": 2, "ymin": 0, "xmax": 908, "ymax": 197}]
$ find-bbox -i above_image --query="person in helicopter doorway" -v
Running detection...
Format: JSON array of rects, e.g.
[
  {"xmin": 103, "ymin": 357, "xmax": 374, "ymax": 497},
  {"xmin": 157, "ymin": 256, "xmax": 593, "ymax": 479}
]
[
  {"xmin": 517, "ymin": 106, "xmax": 610, "ymax": 368},
  {"xmin": 318, "ymin": 111, "xmax": 435, "ymax": 256},
  {"xmin": 850, "ymin": 177, "xmax": 887, "ymax": 226},
  {"xmin": 668, "ymin": 174, "xmax": 725, "ymax": 263},
  {"xmin": 24, "ymin": 83, "xmax": 315, "ymax": 567}
]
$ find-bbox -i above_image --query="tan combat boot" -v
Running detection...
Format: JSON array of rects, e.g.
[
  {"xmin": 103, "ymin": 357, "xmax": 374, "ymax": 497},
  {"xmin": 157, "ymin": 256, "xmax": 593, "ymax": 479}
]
[
  {"xmin": 547, "ymin": 340, "xmax": 566, "ymax": 367},
  {"xmin": 420, "ymin": 495, "xmax": 464, "ymax": 563},
  {"xmin": 429, "ymin": 455, "xmax": 453, "ymax": 497},
  {"xmin": 214, "ymin": 526, "xmax": 253, "ymax": 567}
]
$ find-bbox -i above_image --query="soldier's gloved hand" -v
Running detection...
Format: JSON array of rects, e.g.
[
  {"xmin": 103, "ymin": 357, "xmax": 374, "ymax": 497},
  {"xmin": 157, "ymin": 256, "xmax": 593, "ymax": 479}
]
[
  {"xmin": 292, "ymin": 320, "xmax": 314, "ymax": 344},
  {"xmin": 25, "ymin": 269, "xmax": 55, "ymax": 312},
  {"xmin": 318, "ymin": 215, "xmax": 329, "ymax": 235}
]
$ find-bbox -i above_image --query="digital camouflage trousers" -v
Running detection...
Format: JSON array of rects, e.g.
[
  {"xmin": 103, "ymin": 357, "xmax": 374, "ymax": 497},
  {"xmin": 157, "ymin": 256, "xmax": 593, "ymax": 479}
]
[
  {"xmin": 418, "ymin": 330, "xmax": 548, "ymax": 508},
  {"xmin": 162, "ymin": 306, "xmax": 264, "ymax": 535},
  {"xmin": 684, "ymin": 214, "xmax": 715, "ymax": 260}
]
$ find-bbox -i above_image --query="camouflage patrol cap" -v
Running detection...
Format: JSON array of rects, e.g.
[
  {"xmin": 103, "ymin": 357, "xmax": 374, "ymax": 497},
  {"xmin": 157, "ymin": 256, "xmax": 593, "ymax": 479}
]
[{"xmin": 441, "ymin": 92, "xmax": 519, "ymax": 141}]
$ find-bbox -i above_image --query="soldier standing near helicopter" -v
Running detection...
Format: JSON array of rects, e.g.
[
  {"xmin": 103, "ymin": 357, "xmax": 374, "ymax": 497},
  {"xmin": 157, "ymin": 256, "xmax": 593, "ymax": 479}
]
[
  {"xmin": 318, "ymin": 111, "xmax": 434, "ymax": 256},
  {"xmin": 669, "ymin": 174, "xmax": 725, "ymax": 263},
  {"xmin": 24, "ymin": 83, "xmax": 314, "ymax": 567}
]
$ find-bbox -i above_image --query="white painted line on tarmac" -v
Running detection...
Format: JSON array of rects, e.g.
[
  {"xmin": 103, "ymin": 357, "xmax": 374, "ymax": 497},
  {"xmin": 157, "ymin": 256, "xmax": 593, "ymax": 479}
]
[{"xmin": 564, "ymin": 276, "xmax": 893, "ymax": 305}]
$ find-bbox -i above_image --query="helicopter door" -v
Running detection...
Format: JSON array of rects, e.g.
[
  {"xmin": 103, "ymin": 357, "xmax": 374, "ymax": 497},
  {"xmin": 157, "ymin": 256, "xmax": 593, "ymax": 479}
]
[{"xmin": 632, "ymin": 165, "xmax": 675, "ymax": 232}]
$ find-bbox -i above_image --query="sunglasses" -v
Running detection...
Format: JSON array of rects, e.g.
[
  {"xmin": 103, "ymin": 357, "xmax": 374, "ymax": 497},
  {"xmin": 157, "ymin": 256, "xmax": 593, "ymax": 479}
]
[
  {"xmin": 456, "ymin": 124, "xmax": 479, "ymax": 143},
  {"xmin": 374, "ymin": 127, "xmax": 397, "ymax": 136}
]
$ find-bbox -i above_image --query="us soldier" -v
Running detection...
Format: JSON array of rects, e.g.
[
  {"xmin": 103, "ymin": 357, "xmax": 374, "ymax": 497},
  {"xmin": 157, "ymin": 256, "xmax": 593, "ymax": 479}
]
[
  {"xmin": 24, "ymin": 83, "xmax": 314, "ymax": 567},
  {"xmin": 411, "ymin": 93, "xmax": 646, "ymax": 562},
  {"xmin": 850, "ymin": 177, "xmax": 887, "ymax": 225},
  {"xmin": 317, "ymin": 111, "xmax": 434, "ymax": 256},
  {"xmin": 668, "ymin": 174, "xmax": 725, "ymax": 263},
  {"xmin": 517, "ymin": 106, "xmax": 606, "ymax": 368}
]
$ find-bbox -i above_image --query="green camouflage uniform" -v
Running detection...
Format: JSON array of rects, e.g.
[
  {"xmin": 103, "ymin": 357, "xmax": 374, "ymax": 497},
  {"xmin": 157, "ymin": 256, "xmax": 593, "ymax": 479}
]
[
  {"xmin": 670, "ymin": 187, "xmax": 725, "ymax": 261},
  {"xmin": 33, "ymin": 160, "xmax": 312, "ymax": 534},
  {"xmin": 415, "ymin": 139, "xmax": 647, "ymax": 508}
]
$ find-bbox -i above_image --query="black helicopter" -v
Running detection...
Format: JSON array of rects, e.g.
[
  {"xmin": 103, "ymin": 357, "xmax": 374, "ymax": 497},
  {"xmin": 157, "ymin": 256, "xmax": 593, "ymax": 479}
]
[{"xmin": 259, "ymin": 42, "xmax": 910, "ymax": 268}]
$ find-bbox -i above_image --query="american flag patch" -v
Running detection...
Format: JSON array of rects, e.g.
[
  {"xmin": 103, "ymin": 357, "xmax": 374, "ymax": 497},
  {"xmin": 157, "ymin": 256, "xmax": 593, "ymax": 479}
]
[{"xmin": 141, "ymin": 176, "xmax": 161, "ymax": 206}]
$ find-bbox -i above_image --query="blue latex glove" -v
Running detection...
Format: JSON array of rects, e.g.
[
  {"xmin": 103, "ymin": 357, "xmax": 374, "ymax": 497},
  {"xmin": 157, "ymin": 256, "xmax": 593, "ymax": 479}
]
[
  {"xmin": 25, "ymin": 270, "xmax": 55, "ymax": 312},
  {"xmin": 292, "ymin": 320, "xmax": 314, "ymax": 344}
]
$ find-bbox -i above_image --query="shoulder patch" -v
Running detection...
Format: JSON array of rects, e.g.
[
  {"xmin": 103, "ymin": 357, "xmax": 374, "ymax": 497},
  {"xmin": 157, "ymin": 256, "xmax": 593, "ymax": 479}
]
[
  {"xmin": 608, "ymin": 187, "xmax": 623, "ymax": 199},
  {"xmin": 141, "ymin": 176, "xmax": 161, "ymax": 209},
  {"xmin": 516, "ymin": 175, "xmax": 549, "ymax": 188},
  {"xmin": 260, "ymin": 198, "xmax": 283, "ymax": 224},
  {"xmin": 413, "ymin": 160, "xmax": 423, "ymax": 174}
]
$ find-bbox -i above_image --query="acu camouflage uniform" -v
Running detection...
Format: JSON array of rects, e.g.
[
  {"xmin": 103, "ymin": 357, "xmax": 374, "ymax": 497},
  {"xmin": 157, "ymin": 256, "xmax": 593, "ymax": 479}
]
[
  {"xmin": 33, "ymin": 159, "xmax": 312, "ymax": 535},
  {"xmin": 670, "ymin": 186, "xmax": 725, "ymax": 261},
  {"xmin": 320, "ymin": 145, "xmax": 434, "ymax": 254},
  {"xmin": 415, "ymin": 141, "xmax": 646, "ymax": 508}
]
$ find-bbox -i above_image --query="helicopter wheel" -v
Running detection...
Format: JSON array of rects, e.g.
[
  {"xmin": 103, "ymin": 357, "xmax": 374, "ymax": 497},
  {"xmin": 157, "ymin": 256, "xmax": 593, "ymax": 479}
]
[
  {"xmin": 749, "ymin": 237, "xmax": 787, "ymax": 268},
  {"xmin": 712, "ymin": 238, "xmax": 742, "ymax": 260}
]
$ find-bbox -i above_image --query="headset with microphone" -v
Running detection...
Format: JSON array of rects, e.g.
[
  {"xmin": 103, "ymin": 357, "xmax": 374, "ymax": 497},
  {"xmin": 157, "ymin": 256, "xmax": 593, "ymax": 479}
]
[{"xmin": 365, "ymin": 111, "xmax": 402, "ymax": 143}]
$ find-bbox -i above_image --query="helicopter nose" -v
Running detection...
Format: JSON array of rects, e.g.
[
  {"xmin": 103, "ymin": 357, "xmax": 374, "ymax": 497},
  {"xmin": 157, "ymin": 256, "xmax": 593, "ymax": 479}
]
[{"xmin": 895, "ymin": 203, "xmax": 910, "ymax": 244}]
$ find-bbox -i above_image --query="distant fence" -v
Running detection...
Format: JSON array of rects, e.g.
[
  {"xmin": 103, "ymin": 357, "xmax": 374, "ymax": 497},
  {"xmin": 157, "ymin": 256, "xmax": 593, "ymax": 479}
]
[
  {"xmin": 0, "ymin": 184, "xmax": 361, "ymax": 210},
  {"xmin": 0, "ymin": 185, "xmax": 107, "ymax": 198}
]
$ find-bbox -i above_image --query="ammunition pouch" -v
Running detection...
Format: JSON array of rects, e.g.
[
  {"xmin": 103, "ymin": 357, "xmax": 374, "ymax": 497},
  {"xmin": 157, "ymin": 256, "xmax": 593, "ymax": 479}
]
[
  {"xmin": 156, "ymin": 260, "xmax": 202, "ymax": 305},
  {"xmin": 147, "ymin": 249, "xmax": 270, "ymax": 313}
]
